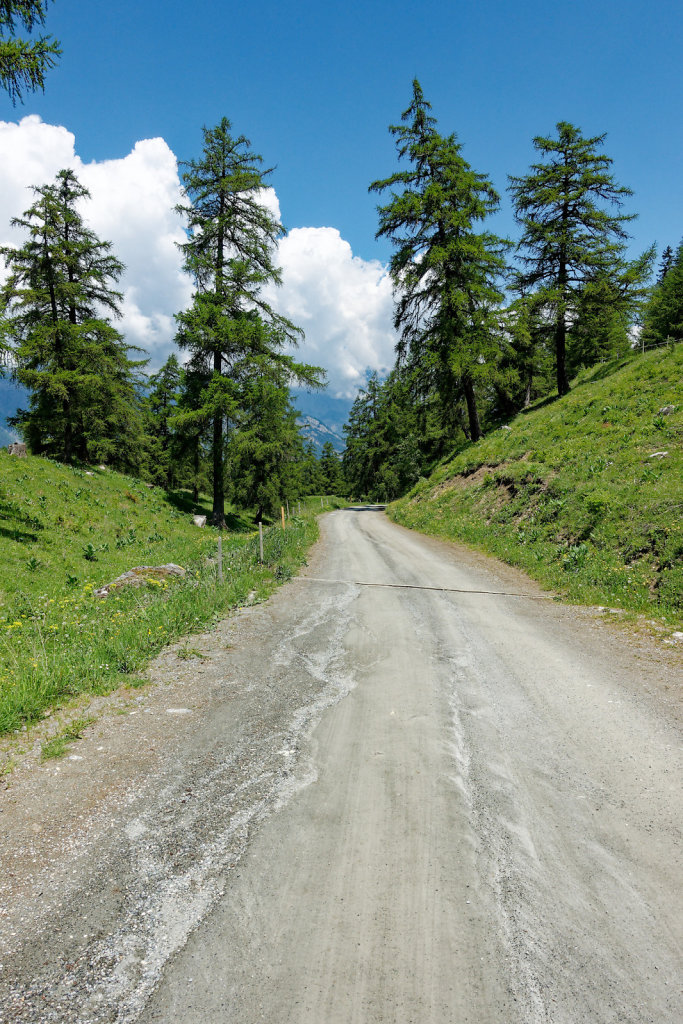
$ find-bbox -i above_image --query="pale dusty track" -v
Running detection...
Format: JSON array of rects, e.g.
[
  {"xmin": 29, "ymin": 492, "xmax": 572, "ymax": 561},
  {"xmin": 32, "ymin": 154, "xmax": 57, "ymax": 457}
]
[{"xmin": 1, "ymin": 510, "xmax": 681, "ymax": 1023}]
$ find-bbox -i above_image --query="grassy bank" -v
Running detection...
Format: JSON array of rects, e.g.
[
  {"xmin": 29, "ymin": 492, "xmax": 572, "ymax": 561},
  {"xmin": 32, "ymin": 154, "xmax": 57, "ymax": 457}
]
[
  {"xmin": 0, "ymin": 455, "xmax": 338, "ymax": 735},
  {"xmin": 389, "ymin": 346, "xmax": 683, "ymax": 626}
]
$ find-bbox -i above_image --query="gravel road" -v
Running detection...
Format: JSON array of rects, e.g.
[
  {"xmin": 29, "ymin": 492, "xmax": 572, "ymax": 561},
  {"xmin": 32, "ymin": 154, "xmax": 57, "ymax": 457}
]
[{"xmin": 1, "ymin": 509, "xmax": 681, "ymax": 1023}]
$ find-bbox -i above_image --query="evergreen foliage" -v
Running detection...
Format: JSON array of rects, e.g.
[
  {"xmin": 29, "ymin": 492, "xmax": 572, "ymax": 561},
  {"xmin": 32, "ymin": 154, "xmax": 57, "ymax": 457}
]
[
  {"xmin": 0, "ymin": 169, "xmax": 145, "ymax": 467},
  {"xmin": 143, "ymin": 353, "xmax": 184, "ymax": 488},
  {"xmin": 0, "ymin": 0, "xmax": 60, "ymax": 102},
  {"xmin": 567, "ymin": 247, "xmax": 654, "ymax": 373},
  {"xmin": 509, "ymin": 122, "xmax": 642, "ymax": 396},
  {"xmin": 343, "ymin": 372, "xmax": 422, "ymax": 502},
  {"xmin": 175, "ymin": 117, "xmax": 322, "ymax": 525},
  {"xmin": 370, "ymin": 80, "xmax": 508, "ymax": 442},
  {"xmin": 657, "ymin": 245, "xmax": 674, "ymax": 283},
  {"xmin": 318, "ymin": 441, "xmax": 345, "ymax": 496},
  {"xmin": 642, "ymin": 240, "xmax": 683, "ymax": 347},
  {"xmin": 226, "ymin": 358, "xmax": 306, "ymax": 521}
]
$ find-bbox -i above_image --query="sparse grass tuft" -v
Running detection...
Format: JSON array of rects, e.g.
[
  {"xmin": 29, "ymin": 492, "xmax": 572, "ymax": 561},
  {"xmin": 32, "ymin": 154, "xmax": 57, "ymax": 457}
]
[
  {"xmin": 177, "ymin": 645, "xmax": 206, "ymax": 661},
  {"xmin": 40, "ymin": 715, "xmax": 95, "ymax": 761}
]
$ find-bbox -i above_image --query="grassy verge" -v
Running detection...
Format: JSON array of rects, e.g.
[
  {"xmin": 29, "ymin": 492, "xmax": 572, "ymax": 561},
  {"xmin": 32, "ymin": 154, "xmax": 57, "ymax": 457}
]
[
  {"xmin": 389, "ymin": 347, "xmax": 683, "ymax": 627},
  {"xmin": 0, "ymin": 454, "xmax": 341, "ymax": 736}
]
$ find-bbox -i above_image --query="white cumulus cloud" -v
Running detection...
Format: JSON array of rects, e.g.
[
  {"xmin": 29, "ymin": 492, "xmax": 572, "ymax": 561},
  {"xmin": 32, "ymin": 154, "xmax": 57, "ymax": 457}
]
[
  {"xmin": 0, "ymin": 116, "xmax": 191, "ymax": 365},
  {"xmin": 269, "ymin": 226, "xmax": 396, "ymax": 397},
  {"xmin": 0, "ymin": 117, "xmax": 396, "ymax": 395}
]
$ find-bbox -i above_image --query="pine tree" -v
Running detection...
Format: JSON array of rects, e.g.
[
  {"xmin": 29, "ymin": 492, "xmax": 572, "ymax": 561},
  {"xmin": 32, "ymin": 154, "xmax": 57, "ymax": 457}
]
[
  {"xmin": 658, "ymin": 245, "xmax": 674, "ymax": 283},
  {"xmin": 297, "ymin": 441, "xmax": 324, "ymax": 497},
  {"xmin": 143, "ymin": 353, "xmax": 182, "ymax": 488},
  {"xmin": 342, "ymin": 371, "xmax": 422, "ymax": 502},
  {"xmin": 495, "ymin": 291, "xmax": 555, "ymax": 416},
  {"xmin": 319, "ymin": 441, "xmax": 344, "ymax": 495},
  {"xmin": 175, "ymin": 118, "xmax": 318, "ymax": 526},
  {"xmin": 170, "ymin": 360, "xmax": 211, "ymax": 502},
  {"xmin": 509, "ymin": 122, "xmax": 637, "ymax": 396},
  {"xmin": 0, "ymin": 1, "xmax": 61, "ymax": 102},
  {"xmin": 567, "ymin": 247, "xmax": 654, "ymax": 372},
  {"xmin": 0, "ymin": 168, "xmax": 144, "ymax": 466},
  {"xmin": 226, "ymin": 357, "xmax": 305, "ymax": 522},
  {"xmin": 641, "ymin": 239, "xmax": 683, "ymax": 346},
  {"xmin": 370, "ymin": 80, "xmax": 508, "ymax": 441}
]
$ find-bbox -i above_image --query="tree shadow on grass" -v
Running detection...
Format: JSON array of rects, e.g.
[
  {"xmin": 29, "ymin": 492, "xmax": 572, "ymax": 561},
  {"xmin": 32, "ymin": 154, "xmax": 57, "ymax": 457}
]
[
  {"xmin": 163, "ymin": 489, "xmax": 253, "ymax": 533},
  {"xmin": 0, "ymin": 498, "xmax": 43, "ymax": 542}
]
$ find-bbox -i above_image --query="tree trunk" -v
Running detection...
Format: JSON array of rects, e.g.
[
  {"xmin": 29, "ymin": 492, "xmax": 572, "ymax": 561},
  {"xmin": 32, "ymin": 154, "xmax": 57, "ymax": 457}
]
[
  {"xmin": 462, "ymin": 375, "xmax": 482, "ymax": 441},
  {"xmin": 524, "ymin": 369, "xmax": 533, "ymax": 408},
  {"xmin": 212, "ymin": 348, "xmax": 225, "ymax": 527},
  {"xmin": 192, "ymin": 436, "xmax": 199, "ymax": 503},
  {"xmin": 555, "ymin": 314, "xmax": 570, "ymax": 397},
  {"xmin": 63, "ymin": 402, "xmax": 73, "ymax": 462},
  {"xmin": 556, "ymin": 212, "xmax": 571, "ymax": 397}
]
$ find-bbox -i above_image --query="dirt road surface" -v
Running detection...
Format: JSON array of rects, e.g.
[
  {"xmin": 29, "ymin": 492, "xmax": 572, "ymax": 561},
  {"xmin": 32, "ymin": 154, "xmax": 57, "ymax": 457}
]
[{"xmin": 1, "ymin": 509, "xmax": 681, "ymax": 1023}]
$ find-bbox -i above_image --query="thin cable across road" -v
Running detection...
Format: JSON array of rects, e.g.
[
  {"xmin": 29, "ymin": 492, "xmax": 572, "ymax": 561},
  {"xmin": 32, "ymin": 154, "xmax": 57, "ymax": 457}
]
[{"xmin": 295, "ymin": 576, "xmax": 553, "ymax": 601}]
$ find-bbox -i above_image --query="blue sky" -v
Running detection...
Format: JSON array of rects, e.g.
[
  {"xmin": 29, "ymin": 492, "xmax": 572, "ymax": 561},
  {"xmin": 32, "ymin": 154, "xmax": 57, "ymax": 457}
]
[
  {"xmin": 23, "ymin": 0, "xmax": 682, "ymax": 260},
  {"xmin": 0, "ymin": 0, "xmax": 681, "ymax": 420}
]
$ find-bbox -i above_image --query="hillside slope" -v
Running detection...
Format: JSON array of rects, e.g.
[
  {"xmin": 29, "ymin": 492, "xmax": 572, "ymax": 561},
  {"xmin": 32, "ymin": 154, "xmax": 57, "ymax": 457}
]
[
  {"xmin": 389, "ymin": 346, "xmax": 683, "ymax": 624},
  {"xmin": 0, "ymin": 457, "xmax": 323, "ymax": 734}
]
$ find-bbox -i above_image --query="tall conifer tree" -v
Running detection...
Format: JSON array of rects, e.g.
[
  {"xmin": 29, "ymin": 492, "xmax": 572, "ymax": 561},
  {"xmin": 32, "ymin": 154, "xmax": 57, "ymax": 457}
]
[
  {"xmin": 641, "ymin": 239, "xmax": 683, "ymax": 346},
  {"xmin": 509, "ymin": 122, "xmax": 637, "ymax": 396},
  {"xmin": 370, "ymin": 80, "xmax": 507, "ymax": 441},
  {"xmin": 175, "ymin": 118, "xmax": 317, "ymax": 525},
  {"xmin": 0, "ymin": 168, "xmax": 144, "ymax": 465}
]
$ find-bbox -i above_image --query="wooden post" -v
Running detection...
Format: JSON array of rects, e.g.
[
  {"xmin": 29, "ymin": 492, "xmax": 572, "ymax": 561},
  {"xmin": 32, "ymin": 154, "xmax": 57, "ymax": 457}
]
[
  {"xmin": 281, "ymin": 506, "xmax": 286, "ymax": 531},
  {"xmin": 217, "ymin": 532, "xmax": 223, "ymax": 583},
  {"xmin": 259, "ymin": 522, "xmax": 264, "ymax": 563},
  {"xmin": 321, "ymin": 497, "xmax": 323, "ymax": 508},
  {"xmin": 286, "ymin": 499, "xmax": 290, "ymax": 518}
]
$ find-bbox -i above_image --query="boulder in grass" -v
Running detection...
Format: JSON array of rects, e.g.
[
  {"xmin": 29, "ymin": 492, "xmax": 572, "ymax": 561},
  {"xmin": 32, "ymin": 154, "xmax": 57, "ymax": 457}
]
[
  {"xmin": 94, "ymin": 564, "xmax": 186, "ymax": 598},
  {"xmin": 7, "ymin": 442, "xmax": 27, "ymax": 457},
  {"xmin": 193, "ymin": 515, "xmax": 207, "ymax": 528}
]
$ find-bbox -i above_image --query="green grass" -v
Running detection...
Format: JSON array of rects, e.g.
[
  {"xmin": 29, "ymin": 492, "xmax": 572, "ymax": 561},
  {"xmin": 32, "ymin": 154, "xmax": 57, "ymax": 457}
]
[
  {"xmin": 389, "ymin": 346, "xmax": 683, "ymax": 626},
  {"xmin": 40, "ymin": 715, "xmax": 95, "ymax": 761},
  {"xmin": 0, "ymin": 457, "xmax": 339, "ymax": 736}
]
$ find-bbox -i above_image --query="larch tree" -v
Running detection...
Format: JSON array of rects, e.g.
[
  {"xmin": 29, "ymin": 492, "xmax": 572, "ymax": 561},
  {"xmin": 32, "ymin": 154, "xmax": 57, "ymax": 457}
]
[
  {"xmin": 175, "ymin": 117, "xmax": 321, "ymax": 526},
  {"xmin": 0, "ymin": 168, "xmax": 145, "ymax": 466},
  {"xmin": 0, "ymin": 0, "xmax": 60, "ymax": 102},
  {"xmin": 143, "ymin": 353, "xmax": 183, "ymax": 488},
  {"xmin": 509, "ymin": 122, "xmax": 638, "ymax": 396},
  {"xmin": 226, "ymin": 356, "xmax": 306, "ymax": 522},
  {"xmin": 657, "ymin": 245, "xmax": 674, "ymax": 283},
  {"xmin": 641, "ymin": 238, "xmax": 683, "ymax": 347},
  {"xmin": 370, "ymin": 79, "xmax": 508, "ymax": 442}
]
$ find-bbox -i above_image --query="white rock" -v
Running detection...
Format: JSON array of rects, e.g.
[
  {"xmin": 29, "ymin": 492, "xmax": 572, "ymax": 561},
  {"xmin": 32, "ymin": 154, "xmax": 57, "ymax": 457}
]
[
  {"xmin": 166, "ymin": 708, "xmax": 192, "ymax": 715},
  {"xmin": 193, "ymin": 515, "xmax": 207, "ymax": 527}
]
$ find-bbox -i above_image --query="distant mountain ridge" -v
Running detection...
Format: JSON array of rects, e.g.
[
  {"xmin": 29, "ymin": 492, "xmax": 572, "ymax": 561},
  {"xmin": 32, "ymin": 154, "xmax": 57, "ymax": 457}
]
[
  {"xmin": 0, "ymin": 378, "xmax": 348, "ymax": 456},
  {"xmin": 297, "ymin": 414, "xmax": 345, "ymax": 455}
]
